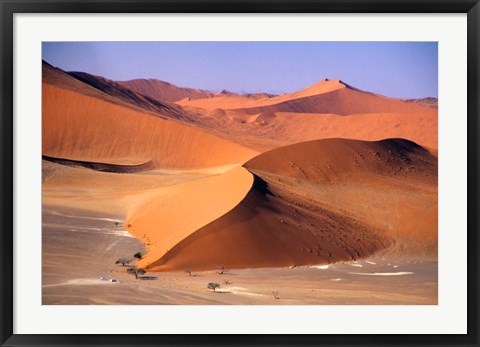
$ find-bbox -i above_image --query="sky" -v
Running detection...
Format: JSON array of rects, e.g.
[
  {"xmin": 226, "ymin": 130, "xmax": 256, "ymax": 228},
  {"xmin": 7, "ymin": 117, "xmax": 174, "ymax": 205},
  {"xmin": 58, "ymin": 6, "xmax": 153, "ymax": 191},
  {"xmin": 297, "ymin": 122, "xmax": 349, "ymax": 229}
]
[{"xmin": 42, "ymin": 42, "xmax": 438, "ymax": 98}]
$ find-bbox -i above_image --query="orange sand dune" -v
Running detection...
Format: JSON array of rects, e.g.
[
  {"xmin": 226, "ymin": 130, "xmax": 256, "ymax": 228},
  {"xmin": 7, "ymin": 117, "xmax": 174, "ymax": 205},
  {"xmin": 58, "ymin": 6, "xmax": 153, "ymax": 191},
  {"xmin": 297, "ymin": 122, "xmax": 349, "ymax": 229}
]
[
  {"xmin": 124, "ymin": 166, "xmax": 254, "ymax": 270},
  {"xmin": 173, "ymin": 79, "xmax": 437, "ymax": 152},
  {"xmin": 176, "ymin": 79, "xmax": 344, "ymax": 110},
  {"xmin": 42, "ymin": 83, "xmax": 258, "ymax": 168},
  {"xmin": 119, "ymin": 78, "xmax": 215, "ymax": 102},
  {"xmin": 177, "ymin": 79, "xmax": 434, "ymax": 116},
  {"xmin": 43, "ymin": 61, "xmax": 201, "ymax": 124},
  {"xmin": 268, "ymin": 112, "xmax": 438, "ymax": 150},
  {"xmin": 129, "ymin": 138, "xmax": 436, "ymax": 271},
  {"xmin": 189, "ymin": 111, "xmax": 438, "ymax": 152}
]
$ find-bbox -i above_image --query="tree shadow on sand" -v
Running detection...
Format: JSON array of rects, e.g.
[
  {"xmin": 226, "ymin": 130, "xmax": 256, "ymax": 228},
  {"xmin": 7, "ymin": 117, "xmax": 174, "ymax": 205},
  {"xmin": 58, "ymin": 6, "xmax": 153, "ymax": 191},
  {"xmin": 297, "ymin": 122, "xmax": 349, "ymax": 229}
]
[{"xmin": 138, "ymin": 276, "xmax": 158, "ymax": 281}]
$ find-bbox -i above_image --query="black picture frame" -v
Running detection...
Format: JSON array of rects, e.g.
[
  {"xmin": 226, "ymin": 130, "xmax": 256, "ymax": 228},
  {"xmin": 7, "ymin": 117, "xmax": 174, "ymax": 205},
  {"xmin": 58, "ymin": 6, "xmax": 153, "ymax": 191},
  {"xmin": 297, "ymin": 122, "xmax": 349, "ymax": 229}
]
[{"xmin": 1, "ymin": 1, "xmax": 479, "ymax": 346}]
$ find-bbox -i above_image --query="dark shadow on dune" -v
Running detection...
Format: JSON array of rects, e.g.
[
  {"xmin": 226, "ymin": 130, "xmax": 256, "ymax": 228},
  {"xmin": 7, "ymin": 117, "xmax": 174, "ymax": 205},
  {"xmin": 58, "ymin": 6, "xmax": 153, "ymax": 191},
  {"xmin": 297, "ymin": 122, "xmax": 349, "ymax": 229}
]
[
  {"xmin": 250, "ymin": 173, "xmax": 274, "ymax": 197},
  {"xmin": 42, "ymin": 155, "xmax": 155, "ymax": 173}
]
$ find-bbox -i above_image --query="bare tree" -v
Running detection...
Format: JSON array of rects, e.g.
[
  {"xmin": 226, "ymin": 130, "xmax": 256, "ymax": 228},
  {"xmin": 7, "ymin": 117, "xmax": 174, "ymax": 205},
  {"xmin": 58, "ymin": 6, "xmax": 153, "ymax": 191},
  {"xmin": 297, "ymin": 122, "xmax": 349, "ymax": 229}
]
[
  {"xmin": 127, "ymin": 268, "xmax": 146, "ymax": 279},
  {"xmin": 115, "ymin": 258, "xmax": 131, "ymax": 267},
  {"xmin": 184, "ymin": 268, "xmax": 192, "ymax": 276},
  {"xmin": 272, "ymin": 291, "xmax": 280, "ymax": 300},
  {"xmin": 208, "ymin": 283, "xmax": 220, "ymax": 292},
  {"xmin": 216, "ymin": 265, "xmax": 227, "ymax": 275}
]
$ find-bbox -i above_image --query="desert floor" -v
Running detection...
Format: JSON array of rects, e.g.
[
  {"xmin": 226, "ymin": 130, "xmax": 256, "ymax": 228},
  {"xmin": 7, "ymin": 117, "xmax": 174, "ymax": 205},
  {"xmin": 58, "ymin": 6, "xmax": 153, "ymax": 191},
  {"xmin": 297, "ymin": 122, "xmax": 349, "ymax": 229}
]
[{"xmin": 42, "ymin": 205, "xmax": 437, "ymax": 305}]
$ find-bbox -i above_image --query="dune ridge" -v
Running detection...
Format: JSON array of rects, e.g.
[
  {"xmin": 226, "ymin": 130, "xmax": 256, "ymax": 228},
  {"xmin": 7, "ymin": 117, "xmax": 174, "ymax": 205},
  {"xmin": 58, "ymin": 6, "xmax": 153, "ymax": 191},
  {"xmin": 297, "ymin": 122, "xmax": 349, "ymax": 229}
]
[
  {"xmin": 119, "ymin": 78, "xmax": 215, "ymax": 102},
  {"xmin": 177, "ymin": 79, "xmax": 434, "ymax": 115},
  {"xmin": 124, "ymin": 166, "xmax": 254, "ymax": 270},
  {"xmin": 43, "ymin": 84, "xmax": 258, "ymax": 169},
  {"xmin": 128, "ymin": 138, "xmax": 437, "ymax": 272}
]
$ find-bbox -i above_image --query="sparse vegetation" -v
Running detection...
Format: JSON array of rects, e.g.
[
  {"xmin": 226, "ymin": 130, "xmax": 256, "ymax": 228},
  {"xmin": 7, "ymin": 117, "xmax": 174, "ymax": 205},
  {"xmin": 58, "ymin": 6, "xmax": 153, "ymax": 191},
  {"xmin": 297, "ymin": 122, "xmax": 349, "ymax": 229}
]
[
  {"xmin": 208, "ymin": 282, "xmax": 220, "ymax": 292},
  {"xmin": 127, "ymin": 267, "xmax": 146, "ymax": 279},
  {"xmin": 272, "ymin": 291, "xmax": 280, "ymax": 300},
  {"xmin": 115, "ymin": 258, "xmax": 131, "ymax": 266},
  {"xmin": 134, "ymin": 252, "xmax": 142, "ymax": 259},
  {"xmin": 184, "ymin": 268, "xmax": 192, "ymax": 276},
  {"xmin": 224, "ymin": 280, "xmax": 232, "ymax": 285},
  {"xmin": 216, "ymin": 265, "xmax": 226, "ymax": 275}
]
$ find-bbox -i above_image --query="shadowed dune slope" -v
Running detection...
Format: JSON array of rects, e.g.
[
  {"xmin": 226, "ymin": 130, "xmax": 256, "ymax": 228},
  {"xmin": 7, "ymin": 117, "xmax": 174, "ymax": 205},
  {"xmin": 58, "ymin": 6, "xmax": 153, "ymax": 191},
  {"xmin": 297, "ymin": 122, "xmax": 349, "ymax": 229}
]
[
  {"xmin": 231, "ymin": 86, "xmax": 436, "ymax": 116},
  {"xmin": 137, "ymin": 138, "xmax": 437, "ymax": 272},
  {"xmin": 175, "ymin": 79, "xmax": 344, "ymax": 110},
  {"xmin": 42, "ymin": 83, "xmax": 258, "ymax": 168},
  {"xmin": 43, "ymin": 61, "xmax": 199, "ymax": 123},
  {"xmin": 124, "ymin": 167, "xmax": 254, "ymax": 270}
]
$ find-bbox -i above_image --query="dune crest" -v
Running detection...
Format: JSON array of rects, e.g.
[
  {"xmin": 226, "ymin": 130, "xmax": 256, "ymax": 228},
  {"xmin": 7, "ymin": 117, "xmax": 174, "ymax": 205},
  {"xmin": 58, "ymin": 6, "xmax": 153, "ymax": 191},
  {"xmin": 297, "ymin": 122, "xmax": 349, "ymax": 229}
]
[
  {"xmin": 131, "ymin": 138, "xmax": 436, "ymax": 271},
  {"xmin": 124, "ymin": 166, "xmax": 254, "ymax": 270}
]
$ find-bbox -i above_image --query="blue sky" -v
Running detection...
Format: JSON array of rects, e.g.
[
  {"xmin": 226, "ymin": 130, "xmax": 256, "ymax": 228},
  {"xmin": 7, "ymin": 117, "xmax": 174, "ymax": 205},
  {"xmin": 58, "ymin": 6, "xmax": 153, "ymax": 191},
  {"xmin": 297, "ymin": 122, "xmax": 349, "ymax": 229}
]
[{"xmin": 42, "ymin": 42, "xmax": 438, "ymax": 98}]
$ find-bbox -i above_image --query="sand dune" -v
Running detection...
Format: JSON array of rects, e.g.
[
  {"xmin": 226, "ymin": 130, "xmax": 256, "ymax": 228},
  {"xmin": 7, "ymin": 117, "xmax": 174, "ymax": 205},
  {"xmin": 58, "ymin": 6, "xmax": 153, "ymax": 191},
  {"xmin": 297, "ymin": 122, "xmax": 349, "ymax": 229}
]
[
  {"xmin": 177, "ymin": 79, "xmax": 434, "ymax": 115},
  {"xmin": 128, "ymin": 138, "xmax": 436, "ymax": 271},
  {"xmin": 193, "ymin": 111, "xmax": 438, "ymax": 152},
  {"xmin": 119, "ymin": 78, "xmax": 215, "ymax": 102},
  {"xmin": 42, "ymin": 63, "xmax": 437, "ymax": 276},
  {"xmin": 174, "ymin": 79, "xmax": 437, "ymax": 152},
  {"xmin": 42, "ymin": 83, "xmax": 258, "ymax": 168},
  {"xmin": 175, "ymin": 79, "xmax": 344, "ymax": 110},
  {"xmin": 124, "ymin": 166, "xmax": 254, "ymax": 270}
]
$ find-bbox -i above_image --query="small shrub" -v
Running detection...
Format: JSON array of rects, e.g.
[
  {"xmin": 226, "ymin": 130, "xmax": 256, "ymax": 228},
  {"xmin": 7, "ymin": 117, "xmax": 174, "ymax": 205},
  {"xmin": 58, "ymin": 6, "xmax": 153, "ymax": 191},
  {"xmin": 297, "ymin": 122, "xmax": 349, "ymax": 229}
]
[
  {"xmin": 115, "ymin": 258, "xmax": 131, "ymax": 266},
  {"xmin": 208, "ymin": 282, "xmax": 220, "ymax": 292},
  {"xmin": 127, "ymin": 268, "xmax": 146, "ymax": 279},
  {"xmin": 133, "ymin": 252, "xmax": 142, "ymax": 259},
  {"xmin": 272, "ymin": 291, "xmax": 280, "ymax": 300}
]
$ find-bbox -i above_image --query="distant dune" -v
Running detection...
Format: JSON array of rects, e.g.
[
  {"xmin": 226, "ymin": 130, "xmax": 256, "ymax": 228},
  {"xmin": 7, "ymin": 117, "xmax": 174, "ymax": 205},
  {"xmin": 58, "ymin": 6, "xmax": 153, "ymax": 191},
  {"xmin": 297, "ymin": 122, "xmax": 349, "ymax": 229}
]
[
  {"xmin": 119, "ymin": 78, "xmax": 215, "ymax": 102},
  {"xmin": 177, "ymin": 79, "xmax": 434, "ymax": 115},
  {"xmin": 175, "ymin": 79, "xmax": 437, "ymax": 151},
  {"xmin": 42, "ymin": 84, "xmax": 258, "ymax": 168}
]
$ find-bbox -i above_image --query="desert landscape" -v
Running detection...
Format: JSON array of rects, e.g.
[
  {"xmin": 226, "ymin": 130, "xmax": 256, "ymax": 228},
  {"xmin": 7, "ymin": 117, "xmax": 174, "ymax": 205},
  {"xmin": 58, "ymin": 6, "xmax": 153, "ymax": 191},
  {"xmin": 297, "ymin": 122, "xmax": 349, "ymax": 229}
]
[{"xmin": 42, "ymin": 43, "xmax": 438, "ymax": 304}]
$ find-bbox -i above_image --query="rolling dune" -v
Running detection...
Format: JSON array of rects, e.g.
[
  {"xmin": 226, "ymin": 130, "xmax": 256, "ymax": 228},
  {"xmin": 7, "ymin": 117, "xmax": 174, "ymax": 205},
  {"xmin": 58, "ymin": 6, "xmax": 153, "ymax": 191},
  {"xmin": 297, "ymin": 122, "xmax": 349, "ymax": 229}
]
[
  {"xmin": 42, "ymin": 84, "xmax": 258, "ymax": 168},
  {"xmin": 124, "ymin": 166, "xmax": 254, "ymax": 270},
  {"xmin": 177, "ymin": 79, "xmax": 434, "ymax": 115},
  {"xmin": 128, "ymin": 138, "xmax": 437, "ymax": 271},
  {"xmin": 119, "ymin": 78, "xmax": 215, "ymax": 102},
  {"xmin": 174, "ymin": 79, "xmax": 437, "ymax": 152},
  {"xmin": 42, "ymin": 63, "xmax": 437, "ymax": 275}
]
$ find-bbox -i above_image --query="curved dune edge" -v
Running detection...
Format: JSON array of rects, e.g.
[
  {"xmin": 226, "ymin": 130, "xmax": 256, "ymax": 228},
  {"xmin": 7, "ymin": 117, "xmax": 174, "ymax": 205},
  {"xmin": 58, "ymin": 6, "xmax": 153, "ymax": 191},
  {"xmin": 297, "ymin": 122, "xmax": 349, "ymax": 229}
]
[
  {"xmin": 42, "ymin": 84, "xmax": 258, "ymax": 169},
  {"xmin": 124, "ymin": 166, "xmax": 254, "ymax": 270},
  {"xmin": 42, "ymin": 155, "xmax": 156, "ymax": 173},
  {"xmin": 136, "ymin": 138, "xmax": 436, "ymax": 272}
]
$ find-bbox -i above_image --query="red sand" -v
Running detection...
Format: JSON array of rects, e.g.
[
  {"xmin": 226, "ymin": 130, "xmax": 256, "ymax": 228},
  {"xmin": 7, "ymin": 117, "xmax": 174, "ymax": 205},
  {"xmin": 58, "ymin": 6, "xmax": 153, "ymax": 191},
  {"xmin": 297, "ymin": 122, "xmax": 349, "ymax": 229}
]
[
  {"xmin": 130, "ymin": 139, "xmax": 436, "ymax": 271},
  {"xmin": 42, "ymin": 84, "xmax": 258, "ymax": 168},
  {"xmin": 43, "ymin": 65, "xmax": 438, "ymax": 273}
]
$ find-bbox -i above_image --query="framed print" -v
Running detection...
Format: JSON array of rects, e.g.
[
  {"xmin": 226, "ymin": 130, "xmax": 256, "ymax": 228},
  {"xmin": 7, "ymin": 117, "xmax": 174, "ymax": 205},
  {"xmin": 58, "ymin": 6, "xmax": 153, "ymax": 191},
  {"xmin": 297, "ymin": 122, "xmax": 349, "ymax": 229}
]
[{"xmin": 1, "ymin": 0, "xmax": 479, "ymax": 346}]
